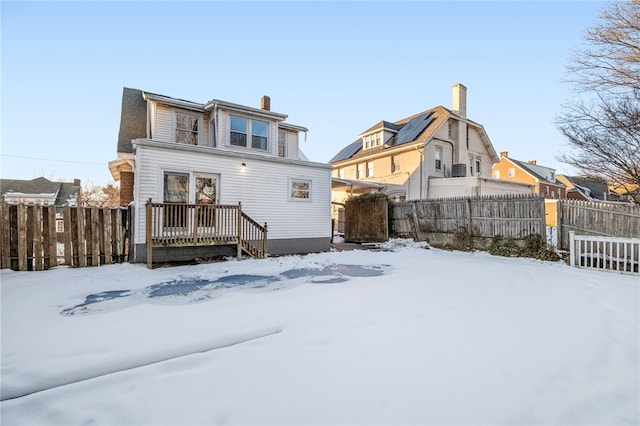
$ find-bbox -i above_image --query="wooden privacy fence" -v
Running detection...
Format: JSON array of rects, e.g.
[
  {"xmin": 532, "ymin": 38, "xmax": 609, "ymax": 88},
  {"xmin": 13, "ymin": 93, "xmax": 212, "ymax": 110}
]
[
  {"xmin": 344, "ymin": 195, "xmax": 388, "ymax": 243},
  {"xmin": 146, "ymin": 200, "xmax": 267, "ymax": 268},
  {"xmin": 569, "ymin": 232, "xmax": 639, "ymax": 275},
  {"xmin": 391, "ymin": 194, "xmax": 546, "ymax": 240},
  {"xmin": 1, "ymin": 202, "xmax": 129, "ymax": 271},
  {"xmin": 559, "ymin": 200, "xmax": 640, "ymax": 250}
]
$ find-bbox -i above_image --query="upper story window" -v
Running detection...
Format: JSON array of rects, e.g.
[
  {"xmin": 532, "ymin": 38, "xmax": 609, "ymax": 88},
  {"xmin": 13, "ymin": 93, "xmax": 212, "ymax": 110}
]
[
  {"xmin": 363, "ymin": 133, "xmax": 382, "ymax": 150},
  {"xmin": 366, "ymin": 161, "xmax": 374, "ymax": 178},
  {"xmin": 435, "ymin": 147, "xmax": 443, "ymax": 171},
  {"xmin": 448, "ymin": 122, "xmax": 453, "ymax": 139},
  {"xmin": 493, "ymin": 170, "xmax": 500, "ymax": 179},
  {"xmin": 391, "ymin": 155, "xmax": 400, "ymax": 173},
  {"xmin": 278, "ymin": 130, "xmax": 287, "ymax": 158},
  {"xmin": 176, "ymin": 113, "xmax": 199, "ymax": 145},
  {"xmin": 338, "ymin": 168, "xmax": 345, "ymax": 179},
  {"xmin": 357, "ymin": 163, "xmax": 364, "ymax": 179},
  {"xmin": 230, "ymin": 116, "xmax": 268, "ymax": 151},
  {"xmin": 508, "ymin": 168, "xmax": 515, "ymax": 177},
  {"xmin": 475, "ymin": 157, "xmax": 481, "ymax": 175}
]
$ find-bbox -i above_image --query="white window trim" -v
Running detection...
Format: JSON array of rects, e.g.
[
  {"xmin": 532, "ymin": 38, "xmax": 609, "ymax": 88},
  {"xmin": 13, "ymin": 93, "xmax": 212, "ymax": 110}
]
[
  {"xmin": 508, "ymin": 168, "xmax": 515, "ymax": 178},
  {"xmin": 229, "ymin": 114, "xmax": 270, "ymax": 152},
  {"xmin": 173, "ymin": 111, "xmax": 202, "ymax": 145},
  {"xmin": 288, "ymin": 177, "xmax": 312, "ymax": 202},
  {"xmin": 435, "ymin": 146, "xmax": 443, "ymax": 171}
]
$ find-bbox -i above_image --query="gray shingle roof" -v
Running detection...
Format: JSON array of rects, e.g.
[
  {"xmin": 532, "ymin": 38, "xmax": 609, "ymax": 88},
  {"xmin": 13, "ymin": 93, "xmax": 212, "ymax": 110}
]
[
  {"xmin": 0, "ymin": 177, "xmax": 81, "ymax": 207},
  {"xmin": 563, "ymin": 175, "xmax": 609, "ymax": 200},
  {"xmin": 117, "ymin": 88, "xmax": 148, "ymax": 154}
]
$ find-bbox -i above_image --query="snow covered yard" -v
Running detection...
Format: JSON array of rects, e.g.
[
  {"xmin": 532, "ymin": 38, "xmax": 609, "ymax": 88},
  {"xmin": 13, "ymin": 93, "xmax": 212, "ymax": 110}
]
[{"xmin": 1, "ymin": 240, "xmax": 638, "ymax": 426}]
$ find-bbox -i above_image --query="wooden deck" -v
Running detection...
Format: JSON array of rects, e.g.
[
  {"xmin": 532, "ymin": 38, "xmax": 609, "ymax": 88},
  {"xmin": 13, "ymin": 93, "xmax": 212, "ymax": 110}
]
[{"xmin": 145, "ymin": 200, "xmax": 267, "ymax": 268}]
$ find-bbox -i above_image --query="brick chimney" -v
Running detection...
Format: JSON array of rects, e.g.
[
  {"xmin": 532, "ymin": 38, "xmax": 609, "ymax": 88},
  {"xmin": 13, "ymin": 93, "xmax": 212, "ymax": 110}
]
[
  {"xmin": 74, "ymin": 178, "xmax": 81, "ymax": 187},
  {"xmin": 500, "ymin": 151, "xmax": 508, "ymax": 158},
  {"xmin": 261, "ymin": 95, "xmax": 271, "ymax": 111},
  {"xmin": 452, "ymin": 83, "xmax": 467, "ymax": 118},
  {"xmin": 528, "ymin": 160, "xmax": 537, "ymax": 165}
]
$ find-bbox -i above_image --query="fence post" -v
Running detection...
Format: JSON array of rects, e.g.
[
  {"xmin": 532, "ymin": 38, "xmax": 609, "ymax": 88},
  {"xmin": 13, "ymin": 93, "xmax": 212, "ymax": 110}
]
[
  {"xmin": 411, "ymin": 201, "xmax": 420, "ymax": 240},
  {"xmin": 33, "ymin": 206, "xmax": 43, "ymax": 271},
  {"xmin": 63, "ymin": 205, "xmax": 72, "ymax": 266},
  {"xmin": 146, "ymin": 199, "xmax": 153, "ymax": 269},
  {"xmin": 263, "ymin": 222, "xmax": 268, "ymax": 257},
  {"xmin": 569, "ymin": 231, "xmax": 576, "ymax": 267},
  {"xmin": 237, "ymin": 202, "xmax": 242, "ymax": 260}
]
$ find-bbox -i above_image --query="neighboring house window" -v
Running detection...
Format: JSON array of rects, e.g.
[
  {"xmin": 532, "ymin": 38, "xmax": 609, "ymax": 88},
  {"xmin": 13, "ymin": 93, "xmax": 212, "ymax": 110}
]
[
  {"xmin": 393, "ymin": 194, "xmax": 406, "ymax": 202},
  {"xmin": 549, "ymin": 172, "xmax": 555, "ymax": 182},
  {"xmin": 435, "ymin": 147, "xmax": 443, "ymax": 171},
  {"xmin": 469, "ymin": 155, "xmax": 474, "ymax": 175},
  {"xmin": 391, "ymin": 155, "xmax": 400, "ymax": 173},
  {"xmin": 364, "ymin": 133, "xmax": 382, "ymax": 150},
  {"xmin": 475, "ymin": 157, "xmax": 481, "ymax": 176},
  {"xmin": 278, "ymin": 130, "xmax": 287, "ymax": 157},
  {"xmin": 176, "ymin": 113, "xmax": 199, "ymax": 145},
  {"xmin": 290, "ymin": 178, "xmax": 311, "ymax": 201},
  {"xmin": 546, "ymin": 186, "xmax": 550, "ymax": 196},
  {"xmin": 367, "ymin": 161, "xmax": 374, "ymax": 177},
  {"xmin": 508, "ymin": 168, "xmax": 515, "ymax": 177},
  {"xmin": 466, "ymin": 125, "xmax": 469, "ymax": 149},
  {"xmin": 338, "ymin": 168, "xmax": 345, "ymax": 179},
  {"xmin": 492, "ymin": 170, "xmax": 500, "ymax": 179},
  {"xmin": 230, "ymin": 116, "xmax": 269, "ymax": 151},
  {"xmin": 56, "ymin": 220, "xmax": 64, "ymax": 233},
  {"xmin": 357, "ymin": 163, "xmax": 364, "ymax": 179}
]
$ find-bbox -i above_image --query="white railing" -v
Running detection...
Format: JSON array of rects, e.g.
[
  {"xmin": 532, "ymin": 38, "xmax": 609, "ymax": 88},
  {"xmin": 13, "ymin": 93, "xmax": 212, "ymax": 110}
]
[{"xmin": 569, "ymin": 231, "xmax": 639, "ymax": 275}]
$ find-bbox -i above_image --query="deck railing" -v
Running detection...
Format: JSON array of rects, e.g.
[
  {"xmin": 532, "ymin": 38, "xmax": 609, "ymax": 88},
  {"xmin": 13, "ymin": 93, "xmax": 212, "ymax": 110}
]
[
  {"xmin": 569, "ymin": 231, "xmax": 639, "ymax": 275},
  {"xmin": 145, "ymin": 200, "xmax": 267, "ymax": 267}
]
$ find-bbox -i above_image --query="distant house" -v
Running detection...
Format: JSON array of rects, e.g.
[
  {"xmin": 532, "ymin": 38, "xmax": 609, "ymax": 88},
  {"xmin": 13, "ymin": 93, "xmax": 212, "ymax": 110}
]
[
  {"xmin": 108, "ymin": 88, "xmax": 331, "ymax": 263},
  {"xmin": 491, "ymin": 152, "xmax": 566, "ymax": 199},
  {"xmin": 329, "ymin": 84, "xmax": 533, "ymax": 210},
  {"xmin": 557, "ymin": 174, "xmax": 634, "ymax": 204},
  {"xmin": 0, "ymin": 177, "xmax": 82, "ymax": 241}
]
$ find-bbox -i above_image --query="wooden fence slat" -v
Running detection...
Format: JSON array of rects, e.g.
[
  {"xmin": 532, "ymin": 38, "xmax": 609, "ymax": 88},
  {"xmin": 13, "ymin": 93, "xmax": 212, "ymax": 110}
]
[
  {"xmin": 17, "ymin": 204, "xmax": 27, "ymax": 271},
  {"xmin": 76, "ymin": 207, "xmax": 86, "ymax": 267},
  {"xmin": 91, "ymin": 207, "xmax": 100, "ymax": 266},
  {"xmin": 104, "ymin": 209, "xmax": 113, "ymax": 264},
  {"xmin": 33, "ymin": 206, "xmax": 43, "ymax": 271},
  {"xmin": 48, "ymin": 205, "xmax": 58, "ymax": 268},
  {"xmin": 63, "ymin": 205, "xmax": 73, "ymax": 266}
]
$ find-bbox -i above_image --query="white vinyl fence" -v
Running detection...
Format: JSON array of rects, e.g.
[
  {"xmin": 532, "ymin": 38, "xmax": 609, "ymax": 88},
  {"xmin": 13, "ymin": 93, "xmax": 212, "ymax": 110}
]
[{"xmin": 569, "ymin": 231, "xmax": 639, "ymax": 275}]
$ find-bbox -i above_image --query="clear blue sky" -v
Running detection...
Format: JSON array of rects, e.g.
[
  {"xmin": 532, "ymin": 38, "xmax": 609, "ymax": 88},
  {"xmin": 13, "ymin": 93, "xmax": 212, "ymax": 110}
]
[{"xmin": 2, "ymin": 1, "xmax": 606, "ymax": 186}]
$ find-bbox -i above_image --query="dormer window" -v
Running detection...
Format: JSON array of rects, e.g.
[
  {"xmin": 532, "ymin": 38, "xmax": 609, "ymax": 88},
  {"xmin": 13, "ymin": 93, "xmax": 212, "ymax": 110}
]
[
  {"xmin": 176, "ymin": 113, "xmax": 199, "ymax": 145},
  {"xmin": 230, "ymin": 115, "xmax": 269, "ymax": 151},
  {"xmin": 363, "ymin": 132, "xmax": 383, "ymax": 150}
]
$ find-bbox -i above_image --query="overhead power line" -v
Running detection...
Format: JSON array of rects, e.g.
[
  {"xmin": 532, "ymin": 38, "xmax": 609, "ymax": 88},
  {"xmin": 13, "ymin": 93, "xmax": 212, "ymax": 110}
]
[{"xmin": 1, "ymin": 154, "xmax": 105, "ymax": 166}]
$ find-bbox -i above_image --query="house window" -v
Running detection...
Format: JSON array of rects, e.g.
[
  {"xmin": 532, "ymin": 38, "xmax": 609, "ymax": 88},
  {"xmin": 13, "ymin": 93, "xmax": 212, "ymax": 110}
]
[
  {"xmin": 448, "ymin": 122, "xmax": 453, "ymax": 139},
  {"xmin": 357, "ymin": 163, "xmax": 364, "ymax": 179},
  {"xmin": 338, "ymin": 168, "xmax": 345, "ymax": 179},
  {"xmin": 475, "ymin": 157, "xmax": 481, "ymax": 176},
  {"xmin": 364, "ymin": 133, "xmax": 382, "ymax": 150},
  {"xmin": 230, "ymin": 116, "xmax": 269, "ymax": 151},
  {"xmin": 391, "ymin": 155, "xmax": 400, "ymax": 173},
  {"xmin": 435, "ymin": 147, "xmax": 443, "ymax": 171},
  {"xmin": 493, "ymin": 170, "xmax": 500, "ymax": 179},
  {"xmin": 278, "ymin": 130, "xmax": 287, "ymax": 157},
  {"xmin": 56, "ymin": 220, "xmax": 64, "ymax": 233},
  {"xmin": 466, "ymin": 125, "xmax": 469, "ymax": 149},
  {"xmin": 175, "ymin": 113, "xmax": 198, "ymax": 145},
  {"xmin": 251, "ymin": 120, "xmax": 268, "ymax": 150},
  {"xmin": 366, "ymin": 161, "xmax": 374, "ymax": 177},
  {"xmin": 163, "ymin": 172, "xmax": 189, "ymax": 228},
  {"xmin": 508, "ymin": 168, "xmax": 515, "ymax": 177},
  {"xmin": 290, "ymin": 178, "xmax": 311, "ymax": 201},
  {"xmin": 230, "ymin": 116, "xmax": 248, "ymax": 147}
]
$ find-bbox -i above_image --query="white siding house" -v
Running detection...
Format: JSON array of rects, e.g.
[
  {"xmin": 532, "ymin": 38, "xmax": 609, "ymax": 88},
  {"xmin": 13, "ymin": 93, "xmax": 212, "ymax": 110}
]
[{"xmin": 110, "ymin": 88, "xmax": 331, "ymax": 263}]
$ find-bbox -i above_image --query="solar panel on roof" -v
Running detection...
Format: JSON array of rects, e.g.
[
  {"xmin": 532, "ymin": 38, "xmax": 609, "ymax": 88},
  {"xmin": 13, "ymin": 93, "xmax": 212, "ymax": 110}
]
[
  {"xmin": 396, "ymin": 111, "xmax": 434, "ymax": 145},
  {"xmin": 330, "ymin": 140, "xmax": 362, "ymax": 162}
]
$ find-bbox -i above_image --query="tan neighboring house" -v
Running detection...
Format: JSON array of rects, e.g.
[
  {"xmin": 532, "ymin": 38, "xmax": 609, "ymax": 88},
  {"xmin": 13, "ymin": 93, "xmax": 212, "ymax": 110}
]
[
  {"xmin": 491, "ymin": 152, "xmax": 566, "ymax": 199},
  {"xmin": 329, "ymin": 83, "xmax": 534, "ymax": 214},
  {"xmin": 0, "ymin": 177, "xmax": 82, "ymax": 241}
]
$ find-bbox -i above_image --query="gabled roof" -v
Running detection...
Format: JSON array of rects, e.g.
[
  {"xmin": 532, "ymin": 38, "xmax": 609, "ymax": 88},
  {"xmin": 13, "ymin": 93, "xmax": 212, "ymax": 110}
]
[
  {"xmin": 330, "ymin": 105, "xmax": 497, "ymax": 164},
  {"xmin": 117, "ymin": 88, "xmax": 148, "ymax": 154},
  {"xmin": 0, "ymin": 177, "xmax": 81, "ymax": 206},
  {"xmin": 558, "ymin": 175, "xmax": 610, "ymax": 200},
  {"xmin": 508, "ymin": 158, "xmax": 564, "ymax": 187},
  {"xmin": 330, "ymin": 106, "xmax": 446, "ymax": 163}
]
